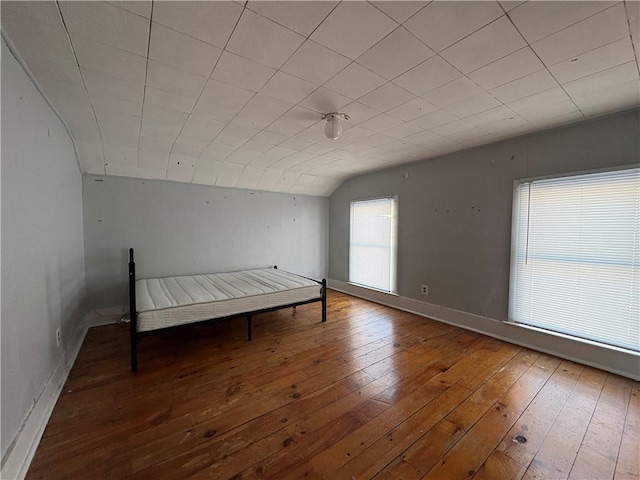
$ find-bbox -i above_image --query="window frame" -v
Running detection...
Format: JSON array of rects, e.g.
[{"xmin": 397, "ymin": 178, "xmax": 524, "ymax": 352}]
[
  {"xmin": 348, "ymin": 195, "xmax": 399, "ymax": 295},
  {"xmin": 508, "ymin": 164, "xmax": 640, "ymax": 354}
]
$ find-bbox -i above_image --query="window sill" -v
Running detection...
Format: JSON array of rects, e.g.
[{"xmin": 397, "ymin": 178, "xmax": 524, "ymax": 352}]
[
  {"xmin": 347, "ymin": 282, "xmax": 398, "ymax": 296},
  {"xmin": 503, "ymin": 320, "xmax": 640, "ymax": 357}
]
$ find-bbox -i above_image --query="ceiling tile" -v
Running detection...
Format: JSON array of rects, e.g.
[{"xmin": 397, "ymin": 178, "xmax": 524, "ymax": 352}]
[
  {"xmin": 299, "ymin": 87, "xmax": 354, "ymax": 114},
  {"xmin": 144, "ymin": 87, "xmax": 197, "ymax": 113},
  {"xmin": 146, "ymin": 60, "xmax": 207, "ymax": 97},
  {"xmin": 246, "ymin": 1, "xmax": 338, "ymax": 36},
  {"xmin": 358, "ymin": 113, "xmax": 404, "ymax": 133},
  {"xmin": 324, "ymin": 63, "xmax": 387, "ymax": 100},
  {"xmin": 422, "ymin": 77, "xmax": 484, "ymax": 107},
  {"xmin": 139, "ymin": 117, "xmax": 182, "ymax": 140},
  {"xmin": 59, "ymin": 2, "xmax": 149, "ymax": 56},
  {"xmin": 358, "ymin": 83, "xmax": 416, "ymax": 112},
  {"xmin": 563, "ymin": 62, "xmax": 639, "ymax": 99},
  {"xmin": 467, "ymin": 47, "xmax": 543, "ymax": 90},
  {"xmin": 279, "ymin": 106, "xmax": 323, "ymax": 128},
  {"xmin": 393, "ymin": 55, "xmax": 461, "ymax": 96},
  {"xmin": 139, "ymin": 104, "xmax": 187, "ymax": 127},
  {"xmin": 149, "ymin": 23, "xmax": 221, "ymax": 78},
  {"xmin": 197, "ymin": 79, "xmax": 254, "ymax": 112},
  {"xmin": 106, "ymin": 162, "xmax": 138, "ymax": 178},
  {"xmin": 171, "ymin": 139, "xmax": 209, "ymax": 158},
  {"xmin": 257, "ymin": 169, "xmax": 283, "ymax": 190},
  {"xmin": 356, "ymin": 27, "xmax": 434, "ymax": 80},
  {"xmin": 281, "ymin": 40, "xmax": 351, "ymax": 85},
  {"xmin": 403, "ymin": 129, "xmax": 439, "ymax": 146},
  {"xmin": 192, "ymin": 159, "xmax": 222, "ymax": 186},
  {"xmin": 384, "ymin": 122, "xmax": 425, "ymax": 139},
  {"xmin": 184, "ymin": 112, "xmax": 228, "ymax": 132},
  {"xmin": 531, "ymin": 4, "xmax": 629, "ymax": 66},
  {"xmin": 200, "ymin": 142, "xmax": 236, "ymax": 162},
  {"xmin": 252, "ymin": 130, "xmax": 288, "ymax": 146},
  {"xmin": 441, "ymin": 16, "xmax": 527, "ymax": 74},
  {"xmin": 103, "ymin": 143, "xmax": 138, "ymax": 165},
  {"xmin": 212, "ymin": 52, "xmax": 276, "ymax": 93},
  {"xmin": 177, "ymin": 124, "xmax": 224, "ymax": 144},
  {"xmin": 167, "ymin": 154, "xmax": 197, "ymax": 182},
  {"xmin": 490, "ymin": 69, "xmax": 559, "ymax": 103},
  {"xmin": 226, "ymin": 9, "xmax": 305, "ymax": 69},
  {"xmin": 517, "ymin": 100, "xmax": 580, "ymax": 123},
  {"xmin": 465, "ymin": 105, "xmax": 518, "ymax": 127},
  {"xmin": 410, "ymin": 109, "xmax": 459, "ymax": 130},
  {"xmin": 507, "ymin": 87, "xmax": 573, "ymax": 116},
  {"xmin": 509, "ymin": 1, "xmax": 614, "ymax": 44},
  {"xmin": 236, "ymin": 165, "xmax": 266, "ymax": 189},
  {"xmin": 550, "ymin": 38, "xmax": 636, "ymax": 84},
  {"xmin": 215, "ymin": 162, "xmax": 244, "ymax": 188},
  {"xmin": 153, "ymin": 1, "xmax": 243, "ymax": 48},
  {"xmin": 444, "ymin": 93, "xmax": 502, "ymax": 118},
  {"xmin": 371, "ymin": 1, "xmax": 429, "ymax": 24},
  {"xmin": 107, "ymin": 2, "xmax": 152, "ymax": 19},
  {"xmin": 264, "ymin": 119, "xmax": 306, "ymax": 137},
  {"xmin": 499, "ymin": 1, "xmax": 525, "ymax": 13},
  {"xmin": 214, "ymin": 123, "xmax": 261, "ymax": 148},
  {"xmin": 137, "ymin": 166, "xmax": 168, "ymax": 181},
  {"xmin": 83, "ymin": 69, "xmax": 144, "ymax": 104},
  {"xmin": 572, "ymin": 79, "xmax": 640, "ymax": 116},
  {"xmin": 342, "ymin": 101, "xmax": 382, "ymax": 125},
  {"xmin": 310, "ymin": 2, "xmax": 398, "ymax": 60},
  {"xmin": 260, "ymin": 71, "xmax": 318, "ymax": 104},
  {"xmin": 138, "ymin": 149, "xmax": 169, "ymax": 168},
  {"xmin": 387, "ymin": 97, "xmax": 439, "ymax": 121},
  {"xmin": 404, "ymin": 1, "xmax": 504, "ymax": 52},
  {"xmin": 226, "ymin": 148, "xmax": 263, "ymax": 165},
  {"xmin": 73, "ymin": 36, "xmax": 146, "ymax": 85}
]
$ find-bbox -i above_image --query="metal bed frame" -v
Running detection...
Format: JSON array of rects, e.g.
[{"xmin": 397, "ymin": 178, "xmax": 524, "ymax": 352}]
[{"xmin": 128, "ymin": 248, "xmax": 327, "ymax": 372}]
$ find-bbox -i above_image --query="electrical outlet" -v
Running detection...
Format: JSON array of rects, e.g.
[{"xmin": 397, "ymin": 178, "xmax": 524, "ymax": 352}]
[
  {"xmin": 421, "ymin": 284, "xmax": 428, "ymax": 295},
  {"xmin": 56, "ymin": 328, "xmax": 61, "ymax": 347}
]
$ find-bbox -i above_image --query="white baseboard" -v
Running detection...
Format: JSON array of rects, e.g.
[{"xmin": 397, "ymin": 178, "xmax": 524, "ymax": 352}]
[
  {"xmin": 1, "ymin": 312, "xmax": 98, "ymax": 480},
  {"xmin": 329, "ymin": 279, "xmax": 640, "ymax": 381}
]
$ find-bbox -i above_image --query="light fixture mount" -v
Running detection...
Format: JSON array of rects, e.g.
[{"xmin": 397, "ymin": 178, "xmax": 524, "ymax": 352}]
[{"xmin": 322, "ymin": 112, "xmax": 350, "ymax": 140}]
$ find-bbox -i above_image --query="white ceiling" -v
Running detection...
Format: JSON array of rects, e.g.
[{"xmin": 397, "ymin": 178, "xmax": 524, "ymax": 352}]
[{"xmin": 2, "ymin": 1, "xmax": 639, "ymax": 197}]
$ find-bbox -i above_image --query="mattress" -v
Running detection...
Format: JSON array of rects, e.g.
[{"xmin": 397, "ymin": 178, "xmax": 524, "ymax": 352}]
[{"xmin": 135, "ymin": 268, "xmax": 322, "ymax": 332}]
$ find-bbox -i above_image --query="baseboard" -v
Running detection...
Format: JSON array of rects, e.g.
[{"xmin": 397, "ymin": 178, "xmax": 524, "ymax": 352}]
[
  {"xmin": 1, "ymin": 318, "xmax": 89, "ymax": 479},
  {"xmin": 329, "ymin": 279, "xmax": 640, "ymax": 381}
]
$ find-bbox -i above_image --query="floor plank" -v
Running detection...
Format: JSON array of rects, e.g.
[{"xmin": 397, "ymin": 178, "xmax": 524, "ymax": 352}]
[{"xmin": 25, "ymin": 291, "xmax": 639, "ymax": 479}]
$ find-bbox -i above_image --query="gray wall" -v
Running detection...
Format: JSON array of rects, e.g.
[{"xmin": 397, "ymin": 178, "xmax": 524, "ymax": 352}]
[
  {"xmin": 1, "ymin": 39, "xmax": 85, "ymax": 458},
  {"xmin": 83, "ymin": 175, "xmax": 329, "ymax": 310},
  {"xmin": 330, "ymin": 110, "xmax": 640, "ymax": 322}
]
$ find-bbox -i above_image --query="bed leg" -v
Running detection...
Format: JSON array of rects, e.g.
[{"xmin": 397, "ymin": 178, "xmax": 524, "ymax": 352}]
[
  {"xmin": 321, "ymin": 279, "xmax": 327, "ymax": 322},
  {"xmin": 247, "ymin": 314, "xmax": 252, "ymax": 341},
  {"xmin": 129, "ymin": 248, "xmax": 138, "ymax": 373}
]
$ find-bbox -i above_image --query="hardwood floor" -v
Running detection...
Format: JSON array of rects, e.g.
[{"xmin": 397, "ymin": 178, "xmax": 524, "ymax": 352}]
[{"xmin": 27, "ymin": 291, "xmax": 638, "ymax": 479}]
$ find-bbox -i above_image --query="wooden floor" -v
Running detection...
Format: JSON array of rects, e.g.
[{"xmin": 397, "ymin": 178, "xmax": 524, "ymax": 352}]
[{"xmin": 27, "ymin": 291, "xmax": 638, "ymax": 479}]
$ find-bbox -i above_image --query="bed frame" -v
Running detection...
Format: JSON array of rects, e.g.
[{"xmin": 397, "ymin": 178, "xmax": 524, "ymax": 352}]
[{"xmin": 128, "ymin": 248, "xmax": 327, "ymax": 372}]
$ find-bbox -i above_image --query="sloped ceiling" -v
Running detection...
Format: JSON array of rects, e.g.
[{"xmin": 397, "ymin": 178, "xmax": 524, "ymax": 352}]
[{"xmin": 2, "ymin": 1, "xmax": 639, "ymax": 197}]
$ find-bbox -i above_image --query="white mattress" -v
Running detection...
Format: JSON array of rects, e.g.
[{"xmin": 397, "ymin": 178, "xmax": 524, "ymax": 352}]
[{"xmin": 135, "ymin": 268, "xmax": 322, "ymax": 332}]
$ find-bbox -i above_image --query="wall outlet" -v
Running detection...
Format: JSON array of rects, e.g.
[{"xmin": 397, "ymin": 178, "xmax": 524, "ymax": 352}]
[
  {"xmin": 421, "ymin": 284, "xmax": 428, "ymax": 295},
  {"xmin": 56, "ymin": 328, "xmax": 61, "ymax": 347}
]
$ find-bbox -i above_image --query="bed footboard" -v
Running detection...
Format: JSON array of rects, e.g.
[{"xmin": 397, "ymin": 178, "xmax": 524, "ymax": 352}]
[{"xmin": 129, "ymin": 248, "xmax": 138, "ymax": 372}]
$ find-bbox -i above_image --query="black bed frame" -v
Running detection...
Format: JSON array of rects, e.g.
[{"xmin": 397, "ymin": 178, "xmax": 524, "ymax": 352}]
[{"xmin": 128, "ymin": 248, "xmax": 327, "ymax": 372}]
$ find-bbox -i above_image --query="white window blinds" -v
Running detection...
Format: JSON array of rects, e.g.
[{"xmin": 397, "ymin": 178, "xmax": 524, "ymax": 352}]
[
  {"xmin": 509, "ymin": 167, "xmax": 640, "ymax": 352},
  {"xmin": 349, "ymin": 197, "xmax": 397, "ymax": 293}
]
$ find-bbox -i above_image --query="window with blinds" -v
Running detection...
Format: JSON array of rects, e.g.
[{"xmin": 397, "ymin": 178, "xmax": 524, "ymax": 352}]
[
  {"xmin": 509, "ymin": 167, "xmax": 640, "ymax": 352},
  {"xmin": 349, "ymin": 197, "xmax": 398, "ymax": 293}
]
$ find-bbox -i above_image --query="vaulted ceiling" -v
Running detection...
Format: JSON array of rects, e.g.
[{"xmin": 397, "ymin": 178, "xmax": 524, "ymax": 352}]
[{"xmin": 2, "ymin": 1, "xmax": 639, "ymax": 196}]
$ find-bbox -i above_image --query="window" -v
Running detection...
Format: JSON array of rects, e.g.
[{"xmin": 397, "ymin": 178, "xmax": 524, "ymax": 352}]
[
  {"xmin": 509, "ymin": 167, "xmax": 640, "ymax": 352},
  {"xmin": 349, "ymin": 197, "xmax": 398, "ymax": 293}
]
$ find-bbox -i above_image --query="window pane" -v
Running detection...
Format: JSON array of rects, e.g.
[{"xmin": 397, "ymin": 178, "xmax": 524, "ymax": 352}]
[
  {"xmin": 349, "ymin": 197, "xmax": 397, "ymax": 293},
  {"xmin": 510, "ymin": 167, "xmax": 640, "ymax": 352}
]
